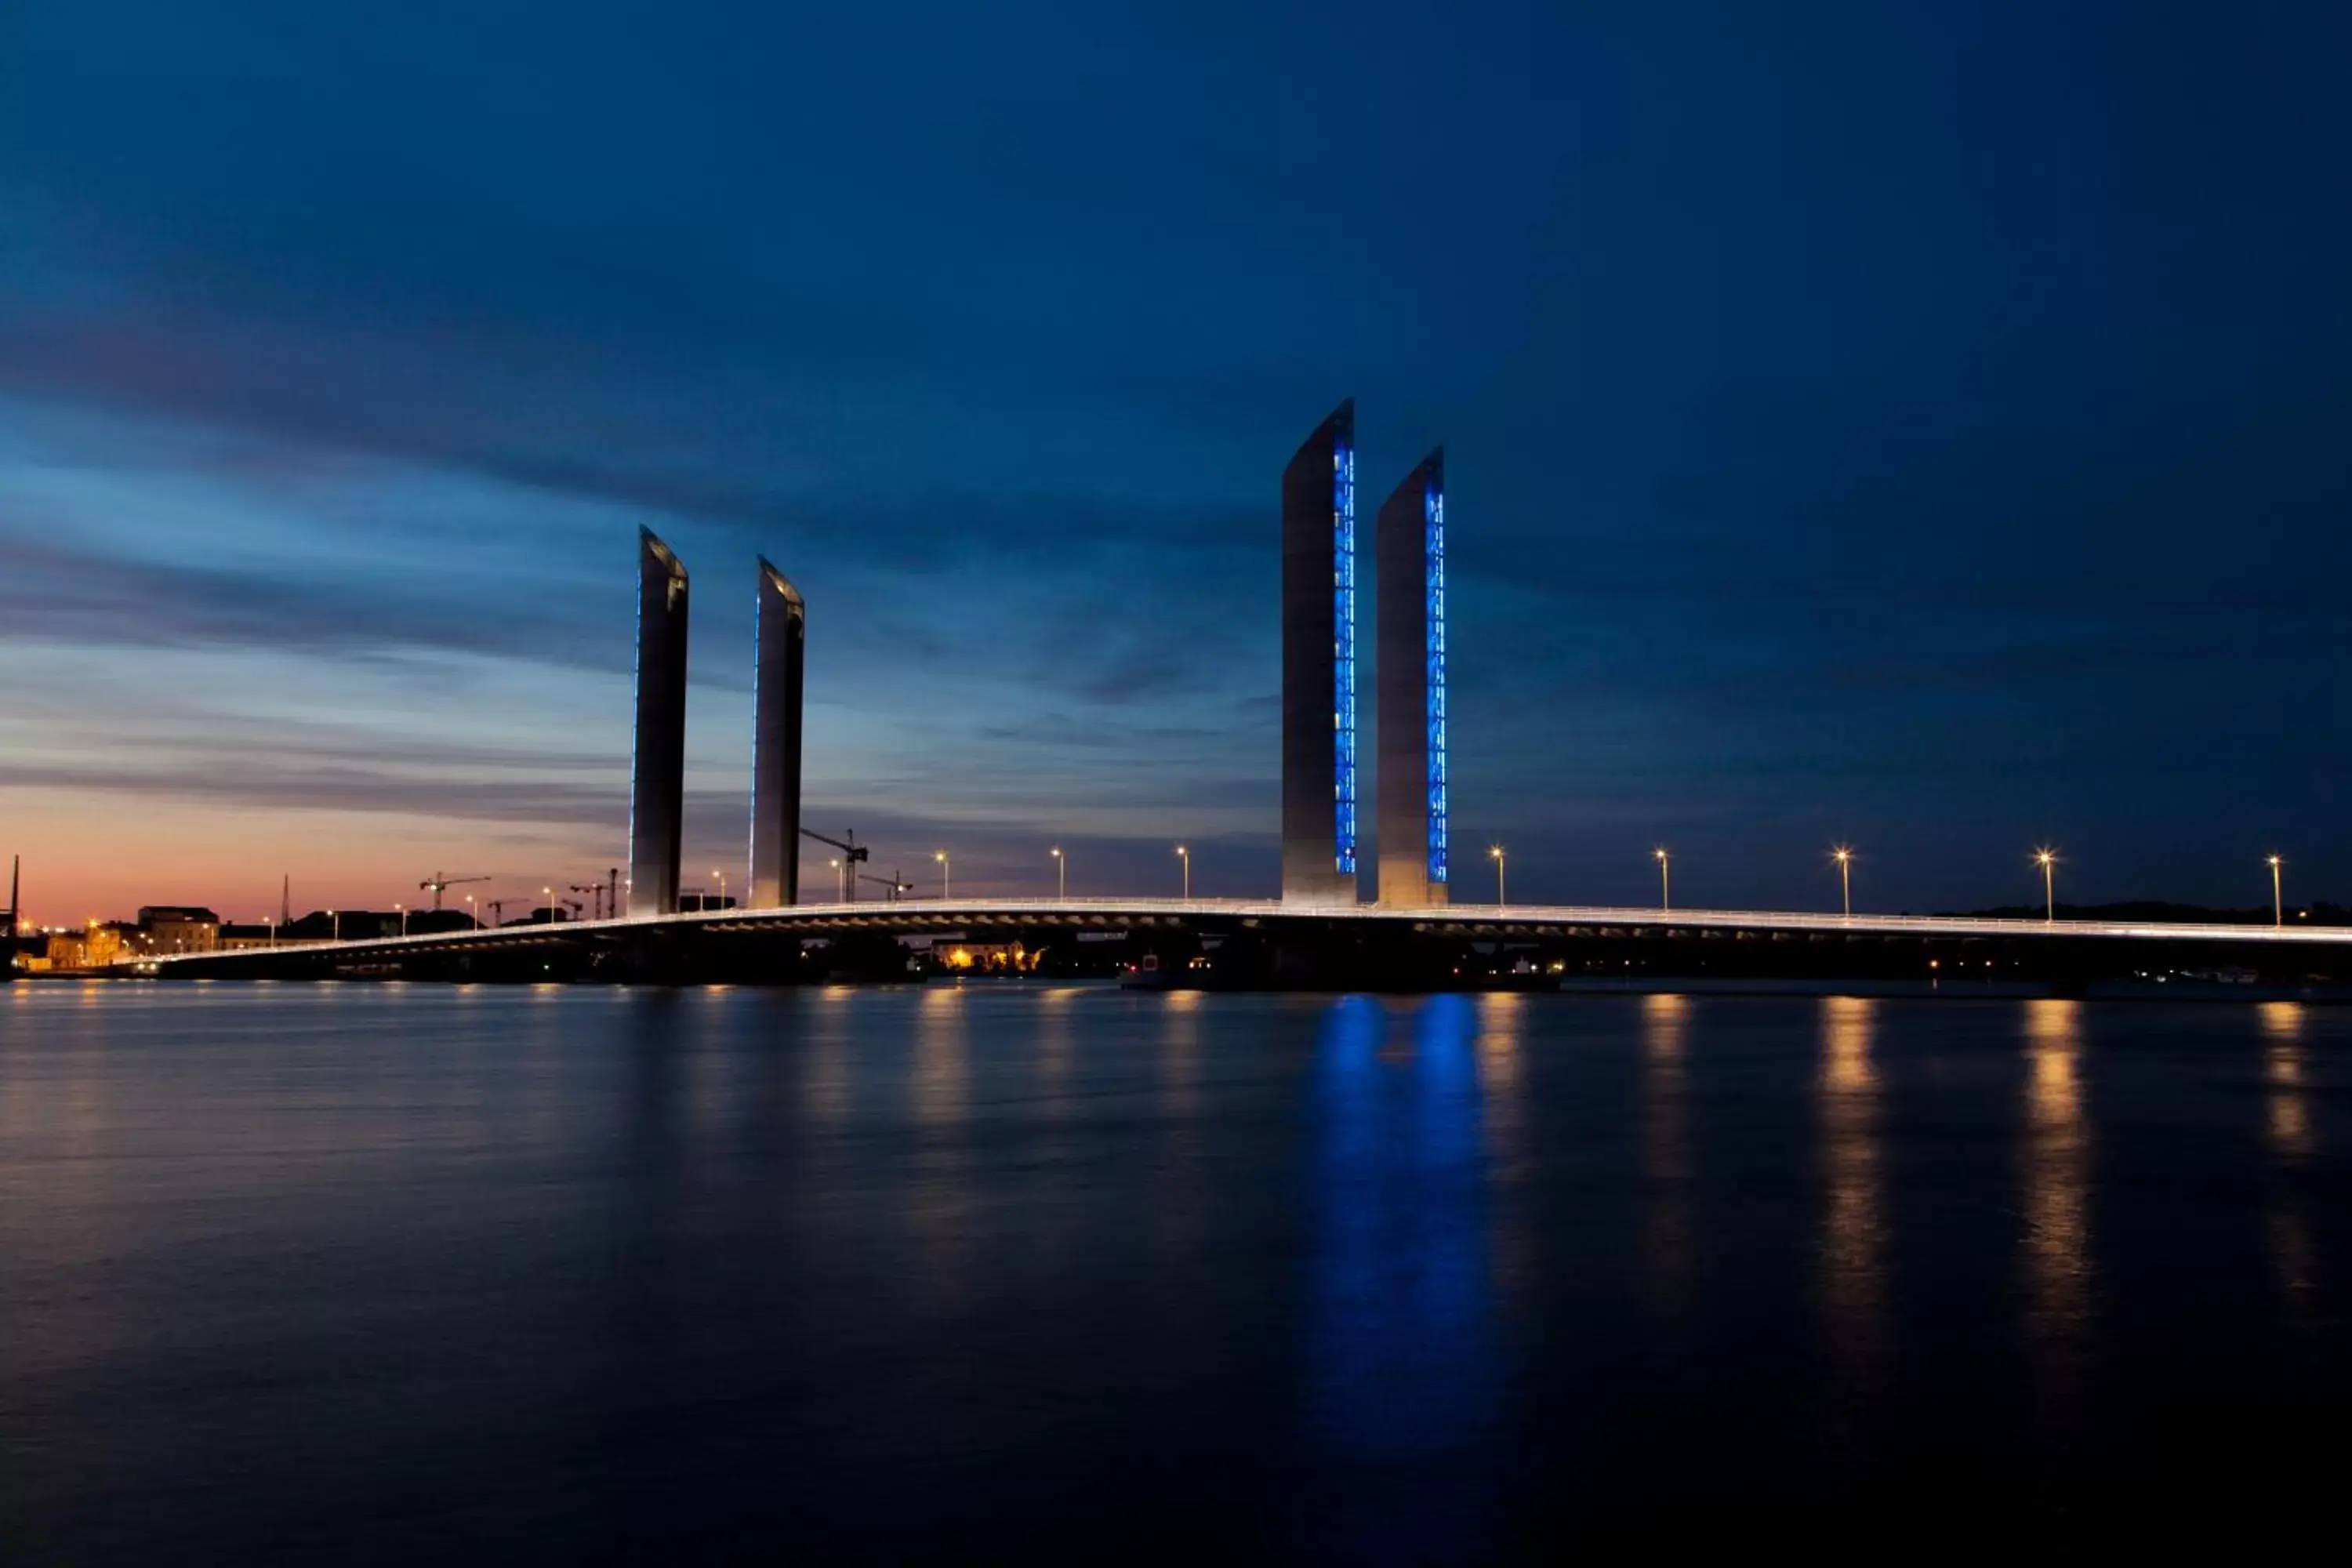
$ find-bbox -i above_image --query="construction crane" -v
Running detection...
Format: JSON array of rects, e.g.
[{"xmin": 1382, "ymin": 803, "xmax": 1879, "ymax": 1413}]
[
  {"xmin": 861, "ymin": 870, "xmax": 916, "ymax": 902},
  {"xmin": 569, "ymin": 884, "xmax": 609, "ymax": 920},
  {"xmin": 419, "ymin": 872, "xmax": 491, "ymax": 911},
  {"xmin": 799, "ymin": 827, "xmax": 869, "ymax": 902}
]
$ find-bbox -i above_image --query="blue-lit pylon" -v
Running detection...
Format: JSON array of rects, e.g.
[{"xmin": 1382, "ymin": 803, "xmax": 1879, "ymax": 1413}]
[{"xmin": 1425, "ymin": 477, "xmax": 1447, "ymax": 884}]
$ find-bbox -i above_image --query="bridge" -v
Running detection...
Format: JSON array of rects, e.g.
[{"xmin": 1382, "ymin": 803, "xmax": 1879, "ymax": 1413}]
[
  {"xmin": 93, "ymin": 408, "xmax": 2342, "ymax": 989},
  {"xmin": 143, "ymin": 897, "xmax": 2352, "ymax": 986}
]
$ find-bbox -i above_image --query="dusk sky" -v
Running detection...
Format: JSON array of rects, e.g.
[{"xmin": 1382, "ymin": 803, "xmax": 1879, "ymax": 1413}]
[{"xmin": 4, "ymin": 1, "xmax": 2349, "ymax": 924}]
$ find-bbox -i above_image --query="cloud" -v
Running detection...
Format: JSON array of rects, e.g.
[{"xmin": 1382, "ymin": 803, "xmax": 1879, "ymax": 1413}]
[
  {"xmin": 0, "ymin": 757, "xmax": 620, "ymax": 829},
  {"xmin": 0, "ymin": 531, "xmax": 621, "ymax": 670}
]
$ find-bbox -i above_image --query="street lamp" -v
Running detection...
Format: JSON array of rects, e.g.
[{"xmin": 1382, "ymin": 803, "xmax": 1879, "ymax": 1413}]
[
  {"xmin": 712, "ymin": 868, "xmax": 728, "ymax": 908},
  {"xmin": 829, "ymin": 858, "xmax": 844, "ymax": 901},
  {"xmin": 2033, "ymin": 849, "xmax": 2058, "ymax": 923},
  {"xmin": 464, "ymin": 893, "xmax": 477, "ymax": 930},
  {"xmin": 328, "ymin": 908, "xmax": 340, "ymax": 942},
  {"xmin": 2268, "ymin": 855, "xmax": 2284, "ymax": 927},
  {"xmin": 396, "ymin": 902, "xmax": 408, "ymax": 938},
  {"xmin": 1488, "ymin": 844, "xmax": 1506, "ymax": 906},
  {"xmin": 1832, "ymin": 846, "xmax": 1853, "ymax": 920},
  {"xmin": 935, "ymin": 851, "xmax": 950, "ymax": 902},
  {"xmin": 1051, "ymin": 847, "xmax": 1066, "ymax": 901},
  {"xmin": 543, "ymin": 885, "xmax": 556, "ymax": 924},
  {"xmin": 1653, "ymin": 848, "xmax": 1671, "ymax": 913}
]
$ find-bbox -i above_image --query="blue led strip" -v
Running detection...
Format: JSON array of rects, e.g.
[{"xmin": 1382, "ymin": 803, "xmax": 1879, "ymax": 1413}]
[
  {"xmin": 746, "ymin": 578, "xmax": 760, "ymax": 874},
  {"xmin": 1332, "ymin": 437, "xmax": 1357, "ymax": 875},
  {"xmin": 1425, "ymin": 479, "xmax": 1448, "ymax": 884}
]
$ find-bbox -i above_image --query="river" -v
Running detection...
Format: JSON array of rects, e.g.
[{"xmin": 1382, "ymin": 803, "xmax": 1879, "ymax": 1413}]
[{"xmin": 1, "ymin": 982, "xmax": 2343, "ymax": 1559}]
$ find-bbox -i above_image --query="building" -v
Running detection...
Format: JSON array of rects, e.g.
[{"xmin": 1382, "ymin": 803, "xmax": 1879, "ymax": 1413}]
[
  {"xmin": 137, "ymin": 906, "xmax": 220, "ymax": 955},
  {"xmin": 748, "ymin": 558, "xmax": 806, "ymax": 908},
  {"xmin": 630, "ymin": 528, "xmax": 691, "ymax": 917},
  {"xmin": 46, "ymin": 921, "xmax": 139, "ymax": 970},
  {"xmin": 1280, "ymin": 399, "xmax": 1360, "ymax": 906},
  {"xmin": 1375, "ymin": 450, "xmax": 1449, "ymax": 907},
  {"xmin": 928, "ymin": 938, "xmax": 1038, "ymax": 974},
  {"xmin": 279, "ymin": 909, "xmax": 400, "ymax": 942}
]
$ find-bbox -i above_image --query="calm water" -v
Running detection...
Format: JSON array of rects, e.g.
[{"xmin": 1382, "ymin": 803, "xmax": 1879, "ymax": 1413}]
[{"xmin": 2, "ymin": 982, "xmax": 2347, "ymax": 1560}]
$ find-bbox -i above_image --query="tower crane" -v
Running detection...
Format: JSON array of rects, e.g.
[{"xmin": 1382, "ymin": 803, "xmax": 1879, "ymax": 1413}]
[
  {"xmin": 419, "ymin": 872, "xmax": 491, "ymax": 911},
  {"xmin": 799, "ymin": 827, "xmax": 869, "ymax": 902},
  {"xmin": 861, "ymin": 870, "xmax": 916, "ymax": 902},
  {"xmin": 569, "ymin": 884, "xmax": 609, "ymax": 920}
]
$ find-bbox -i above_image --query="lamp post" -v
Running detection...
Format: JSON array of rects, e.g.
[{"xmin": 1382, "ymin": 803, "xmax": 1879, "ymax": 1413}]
[
  {"xmin": 1654, "ymin": 848, "xmax": 1671, "ymax": 913},
  {"xmin": 935, "ymin": 851, "xmax": 950, "ymax": 902},
  {"xmin": 1051, "ymin": 847, "xmax": 1065, "ymax": 901},
  {"xmin": 396, "ymin": 902, "xmax": 408, "ymax": 938},
  {"xmin": 1176, "ymin": 844, "xmax": 1189, "ymax": 901},
  {"xmin": 829, "ymin": 858, "xmax": 844, "ymax": 901},
  {"xmin": 1488, "ymin": 844, "xmax": 1505, "ymax": 906},
  {"xmin": 2268, "ymin": 855, "xmax": 2284, "ymax": 927},
  {"xmin": 267, "ymin": 916, "xmax": 278, "ymax": 949},
  {"xmin": 1832, "ymin": 846, "xmax": 1853, "ymax": 920},
  {"xmin": 2034, "ymin": 849, "xmax": 2057, "ymax": 923},
  {"xmin": 543, "ymin": 885, "xmax": 556, "ymax": 924},
  {"xmin": 464, "ymin": 894, "xmax": 477, "ymax": 930},
  {"xmin": 713, "ymin": 869, "xmax": 728, "ymax": 909},
  {"xmin": 329, "ymin": 909, "xmax": 340, "ymax": 942}
]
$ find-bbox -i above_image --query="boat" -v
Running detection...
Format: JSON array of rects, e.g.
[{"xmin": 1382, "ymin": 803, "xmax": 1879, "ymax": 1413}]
[
  {"xmin": 1119, "ymin": 953, "xmax": 1175, "ymax": 990},
  {"xmin": 1117, "ymin": 953, "xmax": 1214, "ymax": 990}
]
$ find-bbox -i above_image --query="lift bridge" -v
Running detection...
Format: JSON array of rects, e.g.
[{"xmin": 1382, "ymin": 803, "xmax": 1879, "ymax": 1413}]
[{"xmin": 129, "ymin": 404, "xmax": 2352, "ymax": 986}]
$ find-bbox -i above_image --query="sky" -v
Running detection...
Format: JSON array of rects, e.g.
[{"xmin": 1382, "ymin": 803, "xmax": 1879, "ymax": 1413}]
[{"xmin": 3, "ymin": 1, "xmax": 2349, "ymax": 924}]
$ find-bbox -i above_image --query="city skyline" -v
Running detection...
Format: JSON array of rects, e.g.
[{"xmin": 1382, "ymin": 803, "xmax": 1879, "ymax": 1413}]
[{"xmin": 4, "ymin": 3, "xmax": 2350, "ymax": 924}]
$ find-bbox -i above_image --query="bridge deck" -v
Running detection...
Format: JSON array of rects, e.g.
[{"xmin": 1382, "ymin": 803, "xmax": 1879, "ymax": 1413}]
[{"xmin": 143, "ymin": 896, "xmax": 2352, "ymax": 969}]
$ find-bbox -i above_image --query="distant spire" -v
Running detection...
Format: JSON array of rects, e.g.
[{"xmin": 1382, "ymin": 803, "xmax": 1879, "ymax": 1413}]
[{"xmin": 281, "ymin": 874, "xmax": 290, "ymax": 927}]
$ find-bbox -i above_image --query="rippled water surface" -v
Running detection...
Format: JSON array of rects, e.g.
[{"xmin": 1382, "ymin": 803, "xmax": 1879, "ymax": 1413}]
[{"xmin": 2, "ymin": 982, "xmax": 2347, "ymax": 1560}]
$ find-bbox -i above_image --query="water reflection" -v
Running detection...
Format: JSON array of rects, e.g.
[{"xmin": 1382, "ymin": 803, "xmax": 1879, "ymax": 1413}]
[
  {"xmin": 913, "ymin": 985, "xmax": 969, "ymax": 1128},
  {"xmin": 1472, "ymin": 993, "xmax": 1533, "ymax": 1299},
  {"xmin": 1034, "ymin": 984, "xmax": 1076, "ymax": 1105},
  {"xmin": 1303, "ymin": 996, "xmax": 1499, "ymax": 1554},
  {"xmin": 1161, "ymin": 989, "xmax": 1203, "ymax": 1121},
  {"xmin": 1642, "ymin": 994, "xmax": 1695, "ymax": 1322},
  {"xmin": 1155, "ymin": 991, "xmax": 1205, "ymax": 1259},
  {"xmin": 10, "ymin": 985, "xmax": 2352, "ymax": 1558},
  {"xmin": 2020, "ymin": 1000, "xmax": 2091, "ymax": 1376},
  {"xmin": 1817, "ymin": 996, "xmax": 1884, "ymax": 1373},
  {"xmin": 909, "ymin": 985, "xmax": 972, "ymax": 1313},
  {"xmin": 2260, "ymin": 1002, "xmax": 2312, "ymax": 1162},
  {"xmin": 1472, "ymin": 993, "xmax": 1526, "ymax": 1167},
  {"xmin": 2259, "ymin": 1001, "xmax": 2314, "ymax": 1306}
]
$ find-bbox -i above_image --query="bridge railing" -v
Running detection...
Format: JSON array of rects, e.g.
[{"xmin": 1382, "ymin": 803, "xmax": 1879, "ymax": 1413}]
[{"xmin": 139, "ymin": 893, "xmax": 2352, "ymax": 967}]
